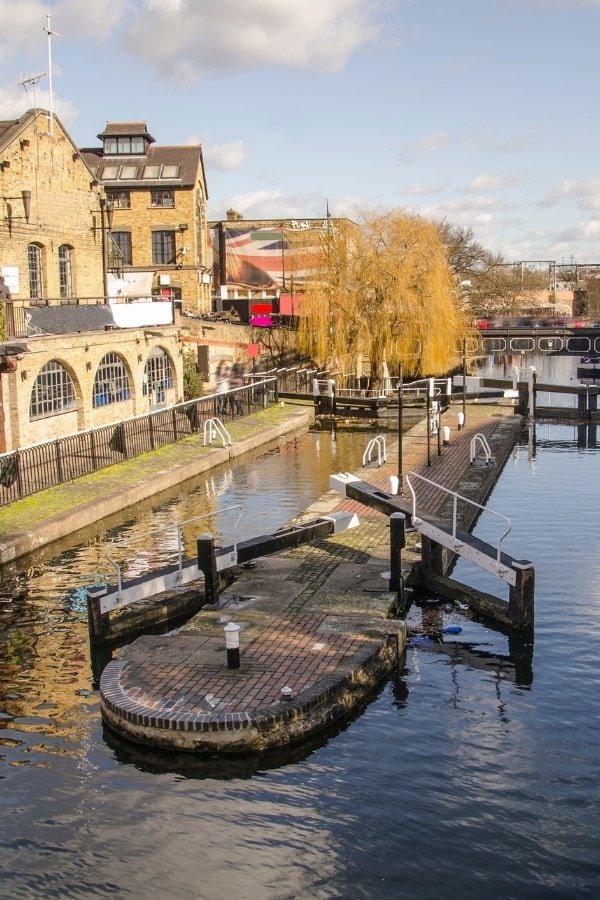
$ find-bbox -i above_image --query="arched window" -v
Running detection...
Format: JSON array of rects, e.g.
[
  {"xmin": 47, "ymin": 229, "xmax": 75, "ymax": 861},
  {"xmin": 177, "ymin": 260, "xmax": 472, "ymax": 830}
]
[
  {"xmin": 143, "ymin": 347, "xmax": 174, "ymax": 402},
  {"xmin": 58, "ymin": 244, "xmax": 74, "ymax": 299},
  {"xmin": 28, "ymin": 243, "xmax": 44, "ymax": 300},
  {"xmin": 29, "ymin": 360, "xmax": 77, "ymax": 419},
  {"xmin": 92, "ymin": 353, "xmax": 131, "ymax": 407}
]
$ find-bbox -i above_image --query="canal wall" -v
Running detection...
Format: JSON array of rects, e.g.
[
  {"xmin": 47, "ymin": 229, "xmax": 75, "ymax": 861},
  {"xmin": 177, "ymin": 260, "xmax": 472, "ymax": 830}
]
[{"xmin": 0, "ymin": 403, "xmax": 313, "ymax": 564}]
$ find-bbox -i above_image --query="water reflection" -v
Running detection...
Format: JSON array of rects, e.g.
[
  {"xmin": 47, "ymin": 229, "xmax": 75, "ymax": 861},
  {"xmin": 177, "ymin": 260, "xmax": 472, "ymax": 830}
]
[{"xmin": 0, "ymin": 428, "xmax": 370, "ymax": 764}]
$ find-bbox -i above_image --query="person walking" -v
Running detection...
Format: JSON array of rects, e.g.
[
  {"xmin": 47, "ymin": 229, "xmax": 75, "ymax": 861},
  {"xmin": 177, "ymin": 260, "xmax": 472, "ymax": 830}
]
[
  {"xmin": 215, "ymin": 360, "xmax": 230, "ymax": 416},
  {"xmin": 229, "ymin": 362, "xmax": 246, "ymax": 415},
  {"xmin": 0, "ymin": 276, "xmax": 11, "ymax": 301}
]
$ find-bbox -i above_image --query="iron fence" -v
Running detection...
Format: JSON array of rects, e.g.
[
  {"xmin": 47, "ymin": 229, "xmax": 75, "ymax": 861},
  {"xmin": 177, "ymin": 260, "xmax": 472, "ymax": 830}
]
[{"xmin": 0, "ymin": 378, "xmax": 275, "ymax": 507}]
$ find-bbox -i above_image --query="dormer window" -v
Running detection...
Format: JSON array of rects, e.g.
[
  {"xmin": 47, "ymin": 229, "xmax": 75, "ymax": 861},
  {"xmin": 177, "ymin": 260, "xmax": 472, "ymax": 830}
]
[{"xmin": 103, "ymin": 136, "xmax": 147, "ymax": 156}]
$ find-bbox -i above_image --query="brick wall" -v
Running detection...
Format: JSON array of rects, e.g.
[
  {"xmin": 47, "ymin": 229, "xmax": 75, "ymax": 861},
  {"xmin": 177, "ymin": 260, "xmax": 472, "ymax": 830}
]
[
  {"xmin": 0, "ymin": 111, "xmax": 105, "ymax": 299},
  {"xmin": 2, "ymin": 326, "xmax": 183, "ymax": 450}
]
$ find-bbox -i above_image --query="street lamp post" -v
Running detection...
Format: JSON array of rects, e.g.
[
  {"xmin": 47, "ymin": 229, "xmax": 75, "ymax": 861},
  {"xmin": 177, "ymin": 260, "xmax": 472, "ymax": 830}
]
[
  {"xmin": 462, "ymin": 337, "xmax": 467, "ymax": 427},
  {"xmin": 99, "ymin": 196, "xmax": 114, "ymax": 300}
]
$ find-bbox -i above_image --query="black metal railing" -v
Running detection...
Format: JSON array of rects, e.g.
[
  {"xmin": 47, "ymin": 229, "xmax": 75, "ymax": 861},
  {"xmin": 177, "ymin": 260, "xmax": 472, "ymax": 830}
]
[{"xmin": 0, "ymin": 379, "xmax": 276, "ymax": 507}]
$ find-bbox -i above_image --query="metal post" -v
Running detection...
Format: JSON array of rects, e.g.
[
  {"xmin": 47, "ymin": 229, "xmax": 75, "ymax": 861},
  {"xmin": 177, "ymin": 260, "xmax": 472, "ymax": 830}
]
[
  {"xmin": 388, "ymin": 512, "xmax": 406, "ymax": 593},
  {"xmin": 528, "ymin": 366, "xmax": 536, "ymax": 419},
  {"xmin": 462, "ymin": 338, "xmax": 467, "ymax": 427},
  {"xmin": 197, "ymin": 533, "xmax": 219, "ymax": 605},
  {"xmin": 397, "ymin": 361, "xmax": 403, "ymax": 493},
  {"xmin": 99, "ymin": 198, "xmax": 108, "ymax": 300},
  {"xmin": 426, "ymin": 388, "xmax": 432, "ymax": 467},
  {"xmin": 224, "ymin": 622, "xmax": 241, "ymax": 669}
]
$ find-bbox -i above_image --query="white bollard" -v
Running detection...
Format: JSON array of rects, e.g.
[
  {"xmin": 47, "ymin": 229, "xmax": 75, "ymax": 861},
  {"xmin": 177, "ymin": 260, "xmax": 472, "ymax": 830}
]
[
  {"xmin": 457, "ymin": 411, "xmax": 465, "ymax": 431},
  {"xmin": 389, "ymin": 475, "xmax": 399, "ymax": 495},
  {"xmin": 224, "ymin": 621, "xmax": 241, "ymax": 669},
  {"xmin": 442, "ymin": 425, "xmax": 450, "ymax": 446}
]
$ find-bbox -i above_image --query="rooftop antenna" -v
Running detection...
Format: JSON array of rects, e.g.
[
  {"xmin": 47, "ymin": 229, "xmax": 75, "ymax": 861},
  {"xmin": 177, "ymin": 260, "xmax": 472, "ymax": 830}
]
[
  {"xmin": 42, "ymin": 14, "xmax": 59, "ymax": 136},
  {"xmin": 18, "ymin": 72, "xmax": 47, "ymax": 113}
]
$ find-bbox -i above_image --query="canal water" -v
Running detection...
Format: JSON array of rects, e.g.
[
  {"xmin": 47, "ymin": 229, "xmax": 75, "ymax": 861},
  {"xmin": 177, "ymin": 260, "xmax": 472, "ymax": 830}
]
[{"xmin": 1, "ymin": 360, "xmax": 599, "ymax": 898}]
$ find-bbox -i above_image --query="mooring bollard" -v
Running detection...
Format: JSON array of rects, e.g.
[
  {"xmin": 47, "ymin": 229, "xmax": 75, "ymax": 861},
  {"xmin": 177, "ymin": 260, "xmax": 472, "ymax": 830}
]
[
  {"xmin": 224, "ymin": 621, "xmax": 241, "ymax": 669},
  {"xmin": 281, "ymin": 685, "xmax": 293, "ymax": 701},
  {"xmin": 389, "ymin": 474, "xmax": 400, "ymax": 495}
]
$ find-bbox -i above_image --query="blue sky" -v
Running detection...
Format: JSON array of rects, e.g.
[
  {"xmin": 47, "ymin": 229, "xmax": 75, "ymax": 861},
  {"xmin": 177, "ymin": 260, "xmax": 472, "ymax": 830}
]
[{"xmin": 2, "ymin": 0, "xmax": 600, "ymax": 263}]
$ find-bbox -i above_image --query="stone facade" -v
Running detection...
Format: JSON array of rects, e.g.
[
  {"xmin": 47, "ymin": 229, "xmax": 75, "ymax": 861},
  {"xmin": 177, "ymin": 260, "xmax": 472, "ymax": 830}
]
[
  {"xmin": 0, "ymin": 109, "xmax": 105, "ymax": 300},
  {"xmin": 80, "ymin": 122, "xmax": 211, "ymax": 315},
  {"xmin": 2, "ymin": 326, "xmax": 183, "ymax": 451}
]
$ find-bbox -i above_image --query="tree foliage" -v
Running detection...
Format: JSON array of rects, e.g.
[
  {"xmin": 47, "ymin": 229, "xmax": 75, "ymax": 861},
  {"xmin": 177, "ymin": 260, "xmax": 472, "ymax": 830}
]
[
  {"xmin": 297, "ymin": 210, "xmax": 466, "ymax": 378},
  {"xmin": 437, "ymin": 221, "xmax": 549, "ymax": 317},
  {"xmin": 182, "ymin": 348, "xmax": 203, "ymax": 400}
]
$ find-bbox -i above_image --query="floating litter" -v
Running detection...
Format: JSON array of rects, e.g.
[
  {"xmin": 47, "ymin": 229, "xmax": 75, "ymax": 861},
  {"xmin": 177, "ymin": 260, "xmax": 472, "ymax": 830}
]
[{"xmin": 443, "ymin": 625, "xmax": 463, "ymax": 635}]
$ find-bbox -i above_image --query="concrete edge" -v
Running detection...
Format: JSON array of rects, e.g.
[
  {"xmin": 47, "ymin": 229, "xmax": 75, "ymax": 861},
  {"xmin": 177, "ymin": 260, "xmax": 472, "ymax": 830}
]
[
  {"xmin": 0, "ymin": 408, "xmax": 313, "ymax": 564},
  {"xmin": 99, "ymin": 635, "xmax": 399, "ymax": 754}
]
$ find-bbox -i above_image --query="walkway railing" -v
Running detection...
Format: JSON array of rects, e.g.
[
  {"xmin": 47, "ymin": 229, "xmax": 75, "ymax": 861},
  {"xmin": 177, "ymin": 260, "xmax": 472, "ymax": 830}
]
[
  {"xmin": 405, "ymin": 470, "xmax": 511, "ymax": 566},
  {"xmin": 101, "ymin": 505, "xmax": 244, "ymax": 610},
  {"xmin": 0, "ymin": 378, "xmax": 275, "ymax": 508}
]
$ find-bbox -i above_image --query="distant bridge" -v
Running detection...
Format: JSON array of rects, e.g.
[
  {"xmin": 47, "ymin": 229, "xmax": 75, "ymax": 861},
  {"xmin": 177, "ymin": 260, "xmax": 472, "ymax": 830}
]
[{"xmin": 471, "ymin": 324, "xmax": 600, "ymax": 356}]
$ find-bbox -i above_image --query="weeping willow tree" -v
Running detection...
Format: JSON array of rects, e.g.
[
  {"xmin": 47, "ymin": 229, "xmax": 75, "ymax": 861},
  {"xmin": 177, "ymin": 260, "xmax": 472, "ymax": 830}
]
[{"xmin": 297, "ymin": 209, "xmax": 466, "ymax": 379}]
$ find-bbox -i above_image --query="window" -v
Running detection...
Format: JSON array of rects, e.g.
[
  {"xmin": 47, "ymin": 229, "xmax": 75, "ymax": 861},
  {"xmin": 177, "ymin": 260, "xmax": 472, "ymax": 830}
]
[
  {"xmin": 28, "ymin": 243, "xmax": 43, "ymax": 300},
  {"xmin": 101, "ymin": 165, "xmax": 119, "ymax": 180},
  {"xmin": 143, "ymin": 165, "xmax": 160, "ymax": 179},
  {"xmin": 30, "ymin": 361, "xmax": 76, "ymax": 419},
  {"xmin": 58, "ymin": 245, "xmax": 73, "ymax": 299},
  {"xmin": 143, "ymin": 347, "xmax": 174, "ymax": 402},
  {"xmin": 119, "ymin": 165, "xmax": 138, "ymax": 180},
  {"xmin": 150, "ymin": 189, "xmax": 174, "ymax": 208},
  {"xmin": 161, "ymin": 165, "xmax": 180, "ymax": 179},
  {"xmin": 152, "ymin": 230, "xmax": 176, "ymax": 265},
  {"xmin": 104, "ymin": 136, "xmax": 146, "ymax": 155},
  {"xmin": 111, "ymin": 232, "xmax": 132, "ymax": 265},
  {"xmin": 92, "ymin": 353, "xmax": 131, "ymax": 407},
  {"xmin": 107, "ymin": 190, "xmax": 130, "ymax": 209}
]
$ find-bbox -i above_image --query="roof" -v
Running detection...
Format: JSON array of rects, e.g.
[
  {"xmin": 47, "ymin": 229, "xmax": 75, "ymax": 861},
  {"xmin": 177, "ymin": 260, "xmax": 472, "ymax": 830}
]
[
  {"xmin": 0, "ymin": 108, "xmax": 95, "ymax": 177},
  {"xmin": 97, "ymin": 121, "xmax": 156, "ymax": 142},
  {"xmin": 26, "ymin": 305, "xmax": 115, "ymax": 336},
  {"xmin": 80, "ymin": 144, "xmax": 206, "ymax": 191}
]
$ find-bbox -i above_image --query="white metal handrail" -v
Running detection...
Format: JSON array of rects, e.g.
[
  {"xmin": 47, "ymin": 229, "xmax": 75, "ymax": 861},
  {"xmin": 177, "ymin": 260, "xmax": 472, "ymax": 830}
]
[
  {"xmin": 103, "ymin": 504, "xmax": 244, "ymax": 595},
  {"xmin": 362, "ymin": 435, "xmax": 387, "ymax": 467},
  {"xmin": 405, "ymin": 470, "xmax": 511, "ymax": 564},
  {"xmin": 203, "ymin": 417, "xmax": 231, "ymax": 447},
  {"xmin": 470, "ymin": 433, "xmax": 493, "ymax": 465}
]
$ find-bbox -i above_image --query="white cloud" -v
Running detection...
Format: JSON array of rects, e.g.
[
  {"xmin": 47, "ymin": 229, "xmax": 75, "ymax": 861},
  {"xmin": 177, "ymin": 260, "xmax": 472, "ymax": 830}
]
[
  {"xmin": 207, "ymin": 189, "xmax": 362, "ymax": 221},
  {"xmin": 496, "ymin": 128, "xmax": 542, "ymax": 154},
  {"xmin": 202, "ymin": 139, "xmax": 250, "ymax": 172},
  {"xmin": 0, "ymin": 0, "xmax": 125, "ymax": 63},
  {"xmin": 466, "ymin": 174, "xmax": 502, "ymax": 192},
  {"xmin": 0, "ymin": 80, "xmax": 78, "ymax": 127},
  {"xmin": 401, "ymin": 181, "xmax": 448, "ymax": 196},
  {"xmin": 397, "ymin": 131, "xmax": 451, "ymax": 163},
  {"xmin": 122, "ymin": 0, "xmax": 383, "ymax": 85},
  {"xmin": 542, "ymin": 178, "xmax": 600, "ymax": 211}
]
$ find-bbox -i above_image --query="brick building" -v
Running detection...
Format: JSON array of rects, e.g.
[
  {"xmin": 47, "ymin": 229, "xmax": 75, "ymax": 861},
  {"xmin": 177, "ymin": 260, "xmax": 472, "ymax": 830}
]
[
  {"xmin": 0, "ymin": 108, "xmax": 105, "ymax": 301},
  {"xmin": 0, "ymin": 109, "xmax": 184, "ymax": 453},
  {"xmin": 80, "ymin": 122, "xmax": 211, "ymax": 314},
  {"xmin": 3, "ymin": 319, "xmax": 183, "ymax": 451}
]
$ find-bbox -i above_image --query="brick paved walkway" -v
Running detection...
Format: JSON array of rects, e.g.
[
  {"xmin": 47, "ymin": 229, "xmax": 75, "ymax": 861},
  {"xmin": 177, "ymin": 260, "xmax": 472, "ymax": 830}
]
[{"xmin": 99, "ymin": 401, "xmax": 524, "ymax": 755}]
